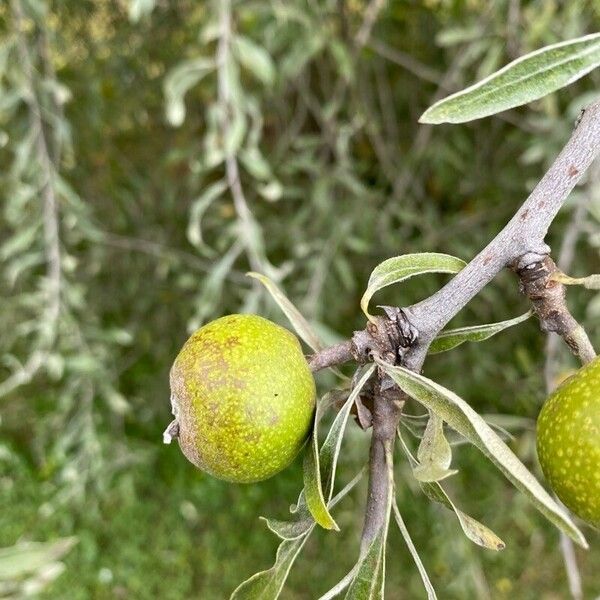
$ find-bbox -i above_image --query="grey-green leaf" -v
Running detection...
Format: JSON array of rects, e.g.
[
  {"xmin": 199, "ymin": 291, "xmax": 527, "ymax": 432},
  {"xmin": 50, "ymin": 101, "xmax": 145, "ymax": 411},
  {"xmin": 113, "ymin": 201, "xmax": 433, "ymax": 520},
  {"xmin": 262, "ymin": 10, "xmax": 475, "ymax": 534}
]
[
  {"xmin": 0, "ymin": 537, "xmax": 77, "ymax": 580},
  {"xmin": 229, "ymin": 532, "xmax": 311, "ymax": 600},
  {"xmin": 247, "ymin": 272, "xmax": 323, "ymax": 351},
  {"xmin": 264, "ymin": 467, "xmax": 364, "ymax": 541},
  {"xmin": 392, "ymin": 499, "xmax": 438, "ymax": 599},
  {"xmin": 360, "ymin": 253, "xmax": 465, "ymax": 319},
  {"xmin": 164, "ymin": 58, "xmax": 214, "ymax": 126},
  {"xmin": 233, "ymin": 36, "xmax": 276, "ymax": 86},
  {"xmin": 398, "ymin": 430, "xmax": 505, "ymax": 551},
  {"xmin": 420, "ymin": 33, "xmax": 600, "ymax": 124},
  {"xmin": 344, "ymin": 527, "xmax": 385, "ymax": 600},
  {"xmin": 186, "ymin": 180, "xmax": 228, "ymax": 253},
  {"xmin": 303, "ymin": 400, "xmax": 338, "ymax": 530},
  {"xmin": 378, "ymin": 360, "xmax": 587, "ymax": 548},
  {"xmin": 429, "ymin": 311, "xmax": 532, "ymax": 354},
  {"xmin": 413, "ymin": 412, "xmax": 457, "ymax": 483},
  {"xmin": 421, "ymin": 482, "xmax": 505, "ymax": 551},
  {"xmin": 551, "ymin": 271, "xmax": 600, "ymax": 290}
]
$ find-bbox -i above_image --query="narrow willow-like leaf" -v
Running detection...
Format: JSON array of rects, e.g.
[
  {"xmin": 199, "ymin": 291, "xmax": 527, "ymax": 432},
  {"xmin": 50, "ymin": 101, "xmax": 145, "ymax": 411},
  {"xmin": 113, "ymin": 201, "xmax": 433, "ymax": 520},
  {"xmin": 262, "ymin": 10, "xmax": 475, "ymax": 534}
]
[
  {"xmin": 0, "ymin": 537, "xmax": 77, "ymax": 579},
  {"xmin": 420, "ymin": 33, "xmax": 600, "ymax": 124},
  {"xmin": 186, "ymin": 180, "xmax": 228, "ymax": 253},
  {"xmin": 319, "ymin": 367, "xmax": 375, "ymax": 500},
  {"xmin": 398, "ymin": 430, "xmax": 505, "ymax": 551},
  {"xmin": 344, "ymin": 441, "xmax": 393, "ymax": 600},
  {"xmin": 247, "ymin": 272, "xmax": 323, "ymax": 351},
  {"xmin": 429, "ymin": 311, "xmax": 532, "ymax": 354},
  {"xmin": 265, "ymin": 367, "xmax": 375, "ymax": 539},
  {"xmin": 420, "ymin": 482, "xmax": 505, "ymax": 551},
  {"xmin": 379, "ymin": 361, "xmax": 588, "ymax": 548},
  {"xmin": 163, "ymin": 58, "xmax": 214, "ymax": 127},
  {"xmin": 551, "ymin": 271, "xmax": 600, "ymax": 290},
  {"xmin": 360, "ymin": 253, "xmax": 465, "ymax": 320},
  {"xmin": 264, "ymin": 468, "xmax": 365, "ymax": 541},
  {"xmin": 303, "ymin": 400, "xmax": 338, "ymax": 530},
  {"xmin": 342, "ymin": 531, "xmax": 385, "ymax": 600},
  {"xmin": 392, "ymin": 498, "xmax": 438, "ymax": 599},
  {"xmin": 233, "ymin": 36, "xmax": 276, "ymax": 86},
  {"xmin": 230, "ymin": 531, "xmax": 312, "ymax": 600},
  {"xmin": 413, "ymin": 412, "xmax": 457, "ymax": 483}
]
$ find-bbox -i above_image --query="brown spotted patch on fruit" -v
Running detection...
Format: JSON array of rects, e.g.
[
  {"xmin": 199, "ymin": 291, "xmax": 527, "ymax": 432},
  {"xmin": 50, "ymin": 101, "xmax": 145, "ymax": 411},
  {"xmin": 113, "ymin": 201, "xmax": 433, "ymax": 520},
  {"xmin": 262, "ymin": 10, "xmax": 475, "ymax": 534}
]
[
  {"xmin": 537, "ymin": 355, "xmax": 600, "ymax": 527},
  {"xmin": 164, "ymin": 314, "xmax": 316, "ymax": 483}
]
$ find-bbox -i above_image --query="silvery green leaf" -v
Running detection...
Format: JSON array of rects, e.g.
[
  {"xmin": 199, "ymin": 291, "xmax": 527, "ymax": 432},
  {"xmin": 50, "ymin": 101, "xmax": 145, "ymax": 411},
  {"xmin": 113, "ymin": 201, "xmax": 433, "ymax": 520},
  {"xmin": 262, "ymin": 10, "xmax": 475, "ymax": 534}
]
[
  {"xmin": 378, "ymin": 361, "xmax": 587, "ymax": 548},
  {"xmin": 360, "ymin": 253, "xmax": 465, "ymax": 320},
  {"xmin": 318, "ymin": 367, "xmax": 375, "ymax": 501},
  {"xmin": 397, "ymin": 431, "xmax": 505, "ymax": 551},
  {"xmin": 247, "ymin": 272, "xmax": 323, "ymax": 351},
  {"xmin": 420, "ymin": 33, "xmax": 600, "ymax": 124},
  {"xmin": 239, "ymin": 147, "xmax": 273, "ymax": 181},
  {"xmin": 420, "ymin": 482, "xmax": 505, "ymax": 551},
  {"xmin": 232, "ymin": 36, "xmax": 276, "ymax": 86},
  {"xmin": 344, "ymin": 526, "xmax": 385, "ymax": 600},
  {"xmin": 392, "ymin": 499, "xmax": 438, "ymax": 599},
  {"xmin": 429, "ymin": 311, "xmax": 532, "ymax": 354},
  {"xmin": 240, "ymin": 471, "xmax": 364, "ymax": 599},
  {"xmin": 412, "ymin": 413, "xmax": 457, "ymax": 483},
  {"xmin": 303, "ymin": 399, "xmax": 338, "ymax": 530},
  {"xmin": 229, "ymin": 531, "xmax": 312, "ymax": 600},
  {"xmin": 186, "ymin": 181, "xmax": 227, "ymax": 254},
  {"xmin": 0, "ymin": 537, "xmax": 77, "ymax": 580},
  {"xmin": 343, "ymin": 439, "xmax": 393, "ymax": 600},
  {"xmin": 225, "ymin": 108, "xmax": 247, "ymax": 155},
  {"xmin": 163, "ymin": 58, "xmax": 213, "ymax": 127},
  {"xmin": 263, "ymin": 468, "xmax": 364, "ymax": 541},
  {"xmin": 551, "ymin": 271, "xmax": 600, "ymax": 290},
  {"xmin": 128, "ymin": 0, "xmax": 155, "ymax": 22}
]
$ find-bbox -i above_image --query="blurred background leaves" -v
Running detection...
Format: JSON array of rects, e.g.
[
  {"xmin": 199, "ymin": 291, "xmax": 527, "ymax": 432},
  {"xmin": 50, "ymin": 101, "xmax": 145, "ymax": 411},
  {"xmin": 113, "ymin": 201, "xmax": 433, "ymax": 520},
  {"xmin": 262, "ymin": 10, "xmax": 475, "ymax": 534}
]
[{"xmin": 0, "ymin": 0, "xmax": 599, "ymax": 597}]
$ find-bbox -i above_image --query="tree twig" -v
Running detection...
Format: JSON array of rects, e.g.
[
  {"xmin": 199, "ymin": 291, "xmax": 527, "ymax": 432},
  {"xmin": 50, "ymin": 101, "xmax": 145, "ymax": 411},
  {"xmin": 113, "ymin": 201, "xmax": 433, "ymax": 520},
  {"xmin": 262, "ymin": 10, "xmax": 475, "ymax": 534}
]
[{"xmin": 306, "ymin": 101, "xmax": 600, "ymax": 552}]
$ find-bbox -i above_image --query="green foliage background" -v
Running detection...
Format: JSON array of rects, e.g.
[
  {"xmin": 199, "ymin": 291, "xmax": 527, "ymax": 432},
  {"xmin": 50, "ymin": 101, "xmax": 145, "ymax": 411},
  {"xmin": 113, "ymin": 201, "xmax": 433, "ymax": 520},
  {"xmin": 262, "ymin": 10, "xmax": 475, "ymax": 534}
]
[{"xmin": 1, "ymin": 0, "xmax": 599, "ymax": 597}]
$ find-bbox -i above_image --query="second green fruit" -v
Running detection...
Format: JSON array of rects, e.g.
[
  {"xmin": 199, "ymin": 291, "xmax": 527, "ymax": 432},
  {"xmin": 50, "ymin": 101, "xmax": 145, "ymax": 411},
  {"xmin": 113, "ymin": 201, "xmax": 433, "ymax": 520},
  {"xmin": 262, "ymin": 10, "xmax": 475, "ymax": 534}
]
[{"xmin": 537, "ymin": 355, "xmax": 600, "ymax": 526}]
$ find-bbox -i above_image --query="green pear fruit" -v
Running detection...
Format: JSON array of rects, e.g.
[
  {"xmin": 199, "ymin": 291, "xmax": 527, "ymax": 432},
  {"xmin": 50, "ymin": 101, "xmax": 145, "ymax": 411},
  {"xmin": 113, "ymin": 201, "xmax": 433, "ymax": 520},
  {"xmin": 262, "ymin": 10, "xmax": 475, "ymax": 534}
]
[
  {"xmin": 165, "ymin": 314, "xmax": 316, "ymax": 483},
  {"xmin": 537, "ymin": 355, "xmax": 600, "ymax": 526}
]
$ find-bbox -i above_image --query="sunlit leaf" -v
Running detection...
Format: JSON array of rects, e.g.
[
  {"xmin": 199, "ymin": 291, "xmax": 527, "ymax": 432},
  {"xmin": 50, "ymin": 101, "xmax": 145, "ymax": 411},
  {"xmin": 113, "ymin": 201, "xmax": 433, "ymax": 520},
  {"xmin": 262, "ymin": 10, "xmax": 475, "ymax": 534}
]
[
  {"xmin": 398, "ymin": 430, "xmax": 505, "ymax": 551},
  {"xmin": 420, "ymin": 33, "xmax": 600, "ymax": 124},
  {"xmin": 233, "ymin": 36, "xmax": 276, "ymax": 86},
  {"xmin": 378, "ymin": 360, "xmax": 587, "ymax": 548},
  {"xmin": 128, "ymin": 0, "xmax": 155, "ymax": 23},
  {"xmin": 264, "ymin": 468, "xmax": 364, "ymax": 541},
  {"xmin": 360, "ymin": 253, "xmax": 465, "ymax": 320},
  {"xmin": 303, "ymin": 399, "xmax": 338, "ymax": 531},
  {"xmin": 344, "ymin": 528, "xmax": 385, "ymax": 600},
  {"xmin": 229, "ymin": 533, "xmax": 311, "ymax": 600},
  {"xmin": 421, "ymin": 482, "xmax": 506, "ymax": 550},
  {"xmin": 247, "ymin": 272, "xmax": 323, "ymax": 351},
  {"xmin": 237, "ymin": 470, "xmax": 364, "ymax": 599},
  {"xmin": 412, "ymin": 413, "xmax": 457, "ymax": 483},
  {"xmin": 164, "ymin": 58, "xmax": 214, "ymax": 126},
  {"xmin": 392, "ymin": 499, "xmax": 438, "ymax": 599},
  {"xmin": 0, "ymin": 537, "xmax": 77, "ymax": 580},
  {"xmin": 429, "ymin": 311, "xmax": 532, "ymax": 354},
  {"xmin": 186, "ymin": 180, "xmax": 228, "ymax": 254}
]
